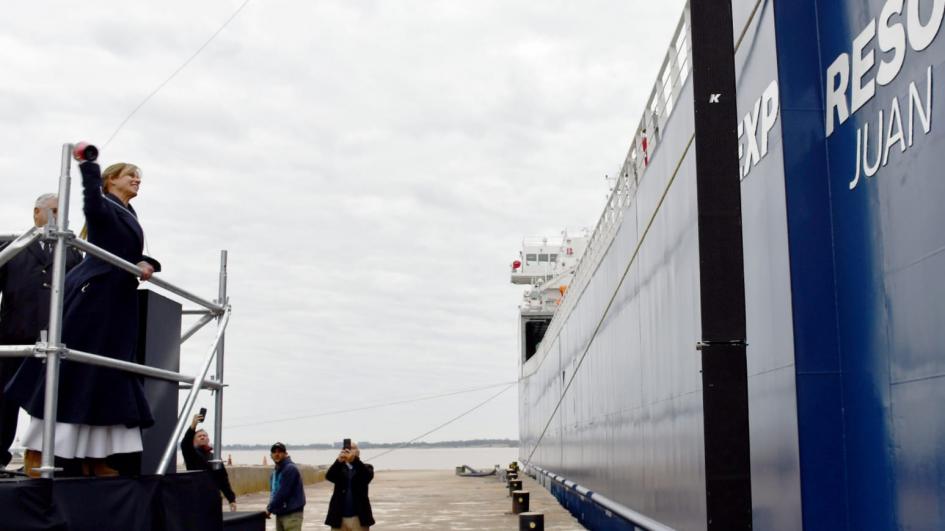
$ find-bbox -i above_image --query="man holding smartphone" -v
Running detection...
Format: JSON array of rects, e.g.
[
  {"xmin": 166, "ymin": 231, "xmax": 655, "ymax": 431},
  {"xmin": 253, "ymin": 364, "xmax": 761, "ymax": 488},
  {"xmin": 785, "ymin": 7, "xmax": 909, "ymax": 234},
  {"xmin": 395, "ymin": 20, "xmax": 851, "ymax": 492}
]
[
  {"xmin": 325, "ymin": 439, "xmax": 375, "ymax": 531},
  {"xmin": 180, "ymin": 409, "xmax": 237, "ymax": 511}
]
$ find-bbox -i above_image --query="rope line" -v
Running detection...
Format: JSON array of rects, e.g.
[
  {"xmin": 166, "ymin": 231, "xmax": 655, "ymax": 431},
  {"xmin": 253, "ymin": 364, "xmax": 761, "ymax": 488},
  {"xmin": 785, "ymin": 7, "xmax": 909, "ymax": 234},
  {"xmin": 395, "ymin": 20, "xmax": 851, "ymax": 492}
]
[
  {"xmin": 102, "ymin": 0, "xmax": 254, "ymax": 147},
  {"xmin": 365, "ymin": 383, "xmax": 515, "ymax": 463},
  {"xmin": 224, "ymin": 380, "xmax": 517, "ymax": 430}
]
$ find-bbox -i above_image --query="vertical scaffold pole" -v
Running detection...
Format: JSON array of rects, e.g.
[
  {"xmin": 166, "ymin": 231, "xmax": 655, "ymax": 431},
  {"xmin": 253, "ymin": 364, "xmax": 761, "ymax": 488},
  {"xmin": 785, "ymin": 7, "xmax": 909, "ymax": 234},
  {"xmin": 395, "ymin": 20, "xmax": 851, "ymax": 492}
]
[
  {"xmin": 38, "ymin": 144, "xmax": 73, "ymax": 478},
  {"xmin": 213, "ymin": 250, "xmax": 228, "ymax": 457}
]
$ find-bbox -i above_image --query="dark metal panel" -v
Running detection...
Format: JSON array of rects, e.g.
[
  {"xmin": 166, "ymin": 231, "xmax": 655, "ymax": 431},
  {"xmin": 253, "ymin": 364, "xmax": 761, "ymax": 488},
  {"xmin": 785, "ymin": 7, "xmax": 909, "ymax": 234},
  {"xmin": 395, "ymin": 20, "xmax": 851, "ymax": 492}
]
[
  {"xmin": 137, "ymin": 289, "xmax": 182, "ymax": 475},
  {"xmin": 690, "ymin": 0, "xmax": 753, "ymax": 526}
]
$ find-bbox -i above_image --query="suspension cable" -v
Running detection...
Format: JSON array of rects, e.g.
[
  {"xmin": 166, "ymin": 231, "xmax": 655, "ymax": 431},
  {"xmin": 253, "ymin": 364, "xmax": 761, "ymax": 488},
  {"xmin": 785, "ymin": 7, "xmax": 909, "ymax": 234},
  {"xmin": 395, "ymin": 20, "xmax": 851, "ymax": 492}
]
[
  {"xmin": 365, "ymin": 383, "xmax": 515, "ymax": 463},
  {"xmin": 103, "ymin": 0, "xmax": 254, "ymax": 147},
  {"xmin": 225, "ymin": 380, "xmax": 516, "ymax": 430}
]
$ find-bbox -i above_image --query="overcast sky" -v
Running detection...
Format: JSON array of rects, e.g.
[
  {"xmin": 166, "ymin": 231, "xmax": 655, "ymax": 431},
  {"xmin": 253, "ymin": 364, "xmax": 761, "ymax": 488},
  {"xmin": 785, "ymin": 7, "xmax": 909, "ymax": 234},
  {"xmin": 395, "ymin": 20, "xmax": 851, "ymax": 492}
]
[{"xmin": 1, "ymin": 0, "xmax": 686, "ymax": 447}]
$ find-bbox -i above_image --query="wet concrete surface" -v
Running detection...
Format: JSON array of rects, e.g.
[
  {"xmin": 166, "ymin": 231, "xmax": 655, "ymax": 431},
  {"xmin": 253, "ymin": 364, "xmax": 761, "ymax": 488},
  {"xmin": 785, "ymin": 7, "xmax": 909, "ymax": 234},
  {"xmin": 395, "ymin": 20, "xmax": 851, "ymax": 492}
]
[{"xmin": 235, "ymin": 469, "xmax": 585, "ymax": 530}]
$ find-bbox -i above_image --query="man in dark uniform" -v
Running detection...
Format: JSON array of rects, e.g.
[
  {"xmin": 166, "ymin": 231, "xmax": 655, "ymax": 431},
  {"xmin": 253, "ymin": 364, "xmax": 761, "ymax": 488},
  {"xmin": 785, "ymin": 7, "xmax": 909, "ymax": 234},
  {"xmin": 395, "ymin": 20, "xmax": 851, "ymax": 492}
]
[{"xmin": 0, "ymin": 193, "xmax": 83, "ymax": 466}]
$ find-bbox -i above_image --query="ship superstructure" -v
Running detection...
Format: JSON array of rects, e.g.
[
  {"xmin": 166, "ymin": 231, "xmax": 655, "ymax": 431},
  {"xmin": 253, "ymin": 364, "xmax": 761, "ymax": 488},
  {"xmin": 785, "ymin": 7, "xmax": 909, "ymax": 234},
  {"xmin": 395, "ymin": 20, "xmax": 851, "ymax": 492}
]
[{"xmin": 511, "ymin": 231, "xmax": 588, "ymax": 364}]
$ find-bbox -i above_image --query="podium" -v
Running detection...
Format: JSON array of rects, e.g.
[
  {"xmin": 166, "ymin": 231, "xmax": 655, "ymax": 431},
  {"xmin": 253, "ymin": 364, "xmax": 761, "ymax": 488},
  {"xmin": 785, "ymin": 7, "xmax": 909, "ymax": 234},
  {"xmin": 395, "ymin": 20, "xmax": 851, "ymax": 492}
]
[{"xmin": 137, "ymin": 290, "xmax": 182, "ymax": 474}]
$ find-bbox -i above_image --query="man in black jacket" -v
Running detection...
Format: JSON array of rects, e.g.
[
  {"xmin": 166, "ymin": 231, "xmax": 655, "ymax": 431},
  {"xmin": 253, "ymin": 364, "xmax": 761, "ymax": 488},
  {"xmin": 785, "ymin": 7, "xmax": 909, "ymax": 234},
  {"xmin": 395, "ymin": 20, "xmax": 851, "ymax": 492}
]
[
  {"xmin": 267, "ymin": 442, "xmax": 306, "ymax": 531},
  {"xmin": 0, "ymin": 194, "xmax": 82, "ymax": 466},
  {"xmin": 325, "ymin": 441, "xmax": 375, "ymax": 531},
  {"xmin": 180, "ymin": 412, "xmax": 237, "ymax": 511}
]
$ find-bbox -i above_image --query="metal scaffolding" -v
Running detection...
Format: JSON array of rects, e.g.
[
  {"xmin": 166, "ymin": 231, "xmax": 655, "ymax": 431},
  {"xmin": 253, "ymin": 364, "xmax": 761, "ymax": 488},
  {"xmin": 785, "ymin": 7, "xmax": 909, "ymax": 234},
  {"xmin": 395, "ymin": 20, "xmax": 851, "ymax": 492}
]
[{"xmin": 0, "ymin": 143, "xmax": 231, "ymax": 478}]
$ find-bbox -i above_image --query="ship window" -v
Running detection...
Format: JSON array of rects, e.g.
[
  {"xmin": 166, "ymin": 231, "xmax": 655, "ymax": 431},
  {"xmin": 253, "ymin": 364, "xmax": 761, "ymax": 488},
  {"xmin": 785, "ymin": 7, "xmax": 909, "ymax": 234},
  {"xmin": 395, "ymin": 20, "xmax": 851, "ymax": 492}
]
[
  {"xmin": 550, "ymin": 254, "xmax": 558, "ymax": 262},
  {"xmin": 523, "ymin": 318, "xmax": 551, "ymax": 362},
  {"xmin": 526, "ymin": 254, "xmax": 537, "ymax": 262},
  {"xmin": 538, "ymin": 254, "xmax": 548, "ymax": 262}
]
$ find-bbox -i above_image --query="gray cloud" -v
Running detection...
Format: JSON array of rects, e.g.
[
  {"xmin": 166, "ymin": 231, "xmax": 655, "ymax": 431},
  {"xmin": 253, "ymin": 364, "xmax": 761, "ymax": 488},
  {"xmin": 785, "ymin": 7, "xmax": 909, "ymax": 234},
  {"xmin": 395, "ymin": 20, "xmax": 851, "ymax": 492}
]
[{"xmin": 1, "ymin": 0, "xmax": 686, "ymax": 444}]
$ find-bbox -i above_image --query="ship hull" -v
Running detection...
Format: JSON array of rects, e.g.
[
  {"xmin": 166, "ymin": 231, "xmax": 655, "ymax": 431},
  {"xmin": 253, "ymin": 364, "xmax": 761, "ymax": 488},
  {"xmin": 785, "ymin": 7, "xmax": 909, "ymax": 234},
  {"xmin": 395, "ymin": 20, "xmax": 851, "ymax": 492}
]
[{"xmin": 519, "ymin": 0, "xmax": 945, "ymax": 529}]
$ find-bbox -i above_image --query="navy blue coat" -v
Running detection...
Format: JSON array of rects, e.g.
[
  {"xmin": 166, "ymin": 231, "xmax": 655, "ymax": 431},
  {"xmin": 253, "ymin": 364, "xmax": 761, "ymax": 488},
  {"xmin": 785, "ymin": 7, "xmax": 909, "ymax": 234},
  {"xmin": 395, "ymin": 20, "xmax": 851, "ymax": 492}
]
[
  {"xmin": 325, "ymin": 459, "xmax": 375, "ymax": 527},
  {"xmin": 268, "ymin": 456, "xmax": 306, "ymax": 516},
  {"xmin": 6, "ymin": 161, "xmax": 155, "ymax": 428}
]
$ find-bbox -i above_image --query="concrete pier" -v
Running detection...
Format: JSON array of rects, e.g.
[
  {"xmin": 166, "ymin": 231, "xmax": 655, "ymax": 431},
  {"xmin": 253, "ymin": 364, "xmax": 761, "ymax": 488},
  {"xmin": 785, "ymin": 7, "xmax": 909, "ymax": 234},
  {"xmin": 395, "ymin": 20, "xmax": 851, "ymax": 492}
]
[{"xmin": 236, "ymin": 469, "xmax": 584, "ymax": 529}]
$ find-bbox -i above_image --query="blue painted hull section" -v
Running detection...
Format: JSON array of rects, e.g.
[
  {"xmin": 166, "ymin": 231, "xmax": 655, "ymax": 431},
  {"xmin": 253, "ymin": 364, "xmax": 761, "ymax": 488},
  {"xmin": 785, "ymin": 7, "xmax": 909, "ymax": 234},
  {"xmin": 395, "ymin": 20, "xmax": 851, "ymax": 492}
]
[
  {"xmin": 519, "ymin": 0, "xmax": 945, "ymax": 529},
  {"xmin": 547, "ymin": 483, "xmax": 637, "ymax": 531}
]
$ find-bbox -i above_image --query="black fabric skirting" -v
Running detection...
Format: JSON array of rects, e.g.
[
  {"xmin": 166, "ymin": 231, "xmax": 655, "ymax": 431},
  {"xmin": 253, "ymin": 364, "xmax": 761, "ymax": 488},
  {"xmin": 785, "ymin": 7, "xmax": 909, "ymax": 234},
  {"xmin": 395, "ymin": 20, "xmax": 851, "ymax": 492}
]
[{"xmin": 0, "ymin": 470, "xmax": 223, "ymax": 531}]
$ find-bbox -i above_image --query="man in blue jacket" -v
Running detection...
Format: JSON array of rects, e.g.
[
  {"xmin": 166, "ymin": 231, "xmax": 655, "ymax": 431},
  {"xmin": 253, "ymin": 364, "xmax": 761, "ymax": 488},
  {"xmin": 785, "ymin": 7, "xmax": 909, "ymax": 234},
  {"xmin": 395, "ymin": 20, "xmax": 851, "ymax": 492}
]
[{"xmin": 267, "ymin": 442, "xmax": 305, "ymax": 531}]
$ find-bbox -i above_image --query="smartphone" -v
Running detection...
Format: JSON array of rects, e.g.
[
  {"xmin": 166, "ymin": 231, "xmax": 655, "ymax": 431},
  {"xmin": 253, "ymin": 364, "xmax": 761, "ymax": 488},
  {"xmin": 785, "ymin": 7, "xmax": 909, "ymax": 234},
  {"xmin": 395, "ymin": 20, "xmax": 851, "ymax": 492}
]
[
  {"xmin": 343, "ymin": 438, "xmax": 351, "ymax": 450},
  {"xmin": 198, "ymin": 407, "xmax": 207, "ymax": 422}
]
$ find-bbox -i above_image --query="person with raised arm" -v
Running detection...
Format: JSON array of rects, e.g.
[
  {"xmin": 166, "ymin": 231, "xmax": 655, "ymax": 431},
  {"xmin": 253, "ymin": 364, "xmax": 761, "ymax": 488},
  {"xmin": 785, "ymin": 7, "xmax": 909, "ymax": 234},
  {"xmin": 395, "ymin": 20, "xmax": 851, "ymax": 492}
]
[
  {"xmin": 181, "ymin": 411, "xmax": 238, "ymax": 511},
  {"xmin": 6, "ymin": 156, "xmax": 161, "ymax": 477},
  {"xmin": 325, "ymin": 441, "xmax": 374, "ymax": 531}
]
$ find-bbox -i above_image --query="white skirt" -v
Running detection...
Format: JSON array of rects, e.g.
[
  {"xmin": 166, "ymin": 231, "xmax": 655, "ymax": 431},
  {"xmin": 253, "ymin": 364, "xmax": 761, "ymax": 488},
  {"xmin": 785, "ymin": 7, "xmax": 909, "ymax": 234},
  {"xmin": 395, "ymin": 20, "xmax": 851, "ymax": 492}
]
[{"xmin": 21, "ymin": 415, "xmax": 143, "ymax": 459}]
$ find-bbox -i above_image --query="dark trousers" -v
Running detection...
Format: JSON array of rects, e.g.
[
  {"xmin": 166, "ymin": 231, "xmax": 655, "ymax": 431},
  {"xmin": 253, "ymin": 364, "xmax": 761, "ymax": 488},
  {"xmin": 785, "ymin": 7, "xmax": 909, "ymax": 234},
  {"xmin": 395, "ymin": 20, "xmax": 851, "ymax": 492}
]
[{"xmin": 0, "ymin": 359, "xmax": 22, "ymax": 466}]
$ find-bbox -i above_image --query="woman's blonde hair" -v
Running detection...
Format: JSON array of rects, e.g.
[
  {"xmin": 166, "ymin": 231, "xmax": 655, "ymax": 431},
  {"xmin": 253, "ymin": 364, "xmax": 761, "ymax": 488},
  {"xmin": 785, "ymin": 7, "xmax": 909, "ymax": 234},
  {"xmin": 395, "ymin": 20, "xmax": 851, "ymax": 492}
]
[
  {"xmin": 79, "ymin": 162, "xmax": 141, "ymax": 239},
  {"xmin": 101, "ymin": 163, "xmax": 140, "ymax": 194}
]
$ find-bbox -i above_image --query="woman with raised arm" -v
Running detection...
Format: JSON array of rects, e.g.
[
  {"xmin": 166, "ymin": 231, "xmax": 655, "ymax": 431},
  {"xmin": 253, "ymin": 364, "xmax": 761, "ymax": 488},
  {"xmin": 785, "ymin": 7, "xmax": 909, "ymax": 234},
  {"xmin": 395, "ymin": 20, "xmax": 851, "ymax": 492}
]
[{"xmin": 6, "ymin": 157, "xmax": 161, "ymax": 477}]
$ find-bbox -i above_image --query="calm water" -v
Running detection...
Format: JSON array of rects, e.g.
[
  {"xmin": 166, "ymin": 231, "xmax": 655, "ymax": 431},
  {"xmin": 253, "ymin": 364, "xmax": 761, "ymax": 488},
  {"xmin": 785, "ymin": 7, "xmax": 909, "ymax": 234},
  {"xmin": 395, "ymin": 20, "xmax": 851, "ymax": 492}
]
[{"xmin": 220, "ymin": 447, "xmax": 519, "ymax": 470}]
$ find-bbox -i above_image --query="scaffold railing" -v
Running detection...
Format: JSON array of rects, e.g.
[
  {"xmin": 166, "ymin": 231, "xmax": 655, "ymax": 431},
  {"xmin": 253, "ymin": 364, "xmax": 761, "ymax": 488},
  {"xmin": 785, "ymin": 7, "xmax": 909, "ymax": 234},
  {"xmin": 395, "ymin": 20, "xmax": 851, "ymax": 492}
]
[{"xmin": 0, "ymin": 143, "xmax": 231, "ymax": 478}]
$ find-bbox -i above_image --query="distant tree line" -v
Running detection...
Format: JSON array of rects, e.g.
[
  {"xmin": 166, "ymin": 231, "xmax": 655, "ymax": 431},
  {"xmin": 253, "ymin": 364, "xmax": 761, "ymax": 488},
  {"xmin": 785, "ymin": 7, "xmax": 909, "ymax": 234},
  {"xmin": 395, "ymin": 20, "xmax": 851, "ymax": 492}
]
[{"xmin": 224, "ymin": 438, "xmax": 518, "ymax": 450}]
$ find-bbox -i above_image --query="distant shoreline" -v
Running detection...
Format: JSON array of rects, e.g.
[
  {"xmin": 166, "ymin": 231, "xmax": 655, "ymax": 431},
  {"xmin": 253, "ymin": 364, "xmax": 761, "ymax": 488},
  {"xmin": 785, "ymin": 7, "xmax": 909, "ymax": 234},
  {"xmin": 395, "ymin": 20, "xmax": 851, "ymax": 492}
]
[{"xmin": 224, "ymin": 439, "xmax": 518, "ymax": 451}]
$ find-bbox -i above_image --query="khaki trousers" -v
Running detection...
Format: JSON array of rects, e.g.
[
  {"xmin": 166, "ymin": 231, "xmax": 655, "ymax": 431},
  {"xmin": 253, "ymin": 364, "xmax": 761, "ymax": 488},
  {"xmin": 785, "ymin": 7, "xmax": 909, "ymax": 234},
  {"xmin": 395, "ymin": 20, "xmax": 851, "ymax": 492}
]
[
  {"xmin": 275, "ymin": 510, "xmax": 304, "ymax": 531},
  {"xmin": 332, "ymin": 516, "xmax": 369, "ymax": 531}
]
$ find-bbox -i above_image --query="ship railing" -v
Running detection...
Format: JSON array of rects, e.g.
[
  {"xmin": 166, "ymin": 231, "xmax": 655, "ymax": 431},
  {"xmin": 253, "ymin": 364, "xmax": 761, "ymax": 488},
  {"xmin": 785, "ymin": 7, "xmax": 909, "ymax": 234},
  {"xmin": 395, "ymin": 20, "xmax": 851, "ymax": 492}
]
[
  {"xmin": 535, "ymin": 4, "xmax": 693, "ymax": 363},
  {"xmin": 525, "ymin": 463, "xmax": 677, "ymax": 531},
  {"xmin": 0, "ymin": 144, "xmax": 230, "ymax": 478},
  {"xmin": 521, "ymin": 236, "xmax": 564, "ymax": 248}
]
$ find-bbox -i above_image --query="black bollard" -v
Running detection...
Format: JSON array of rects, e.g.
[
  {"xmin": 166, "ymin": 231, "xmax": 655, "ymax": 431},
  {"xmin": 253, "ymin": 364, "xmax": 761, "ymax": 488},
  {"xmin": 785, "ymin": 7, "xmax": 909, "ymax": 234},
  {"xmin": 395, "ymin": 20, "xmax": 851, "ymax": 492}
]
[
  {"xmin": 519, "ymin": 512, "xmax": 544, "ymax": 530},
  {"xmin": 508, "ymin": 479, "xmax": 523, "ymax": 496},
  {"xmin": 512, "ymin": 490, "xmax": 530, "ymax": 514},
  {"xmin": 507, "ymin": 471, "xmax": 518, "ymax": 481}
]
